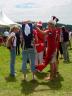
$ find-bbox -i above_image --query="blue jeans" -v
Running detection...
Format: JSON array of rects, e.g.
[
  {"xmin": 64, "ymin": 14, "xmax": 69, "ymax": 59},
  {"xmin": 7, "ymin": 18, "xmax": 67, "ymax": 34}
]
[
  {"xmin": 10, "ymin": 47, "xmax": 16, "ymax": 76},
  {"xmin": 22, "ymin": 48, "xmax": 35, "ymax": 73},
  {"xmin": 61, "ymin": 42, "xmax": 69, "ymax": 61}
]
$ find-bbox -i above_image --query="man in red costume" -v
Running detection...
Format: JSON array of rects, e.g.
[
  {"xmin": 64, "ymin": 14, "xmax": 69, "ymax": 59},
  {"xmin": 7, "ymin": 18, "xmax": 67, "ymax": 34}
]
[{"xmin": 36, "ymin": 16, "xmax": 59, "ymax": 80}]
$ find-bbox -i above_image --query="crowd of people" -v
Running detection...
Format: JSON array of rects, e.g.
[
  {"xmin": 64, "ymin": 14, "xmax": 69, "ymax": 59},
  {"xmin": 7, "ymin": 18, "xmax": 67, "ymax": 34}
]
[{"xmin": 1, "ymin": 16, "xmax": 72, "ymax": 81}]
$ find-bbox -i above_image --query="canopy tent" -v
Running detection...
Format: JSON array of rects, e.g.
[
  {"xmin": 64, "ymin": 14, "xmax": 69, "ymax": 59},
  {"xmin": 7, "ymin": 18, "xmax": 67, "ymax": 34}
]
[
  {"xmin": 0, "ymin": 11, "xmax": 17, "ymax": 26},
  {"xmin": 0, "ymin": 20, "xmax": 6, "ymax": 25}
]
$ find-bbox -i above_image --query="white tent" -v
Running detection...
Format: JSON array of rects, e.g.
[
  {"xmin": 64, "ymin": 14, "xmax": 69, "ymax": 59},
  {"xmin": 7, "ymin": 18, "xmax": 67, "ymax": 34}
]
[
  {"xmin": 0, "ymin": 11, "xmax": 16, "ymax": 26},
  {"xmin": 0, "ymin": 20, "xmax": 6, "ymax": 25}
]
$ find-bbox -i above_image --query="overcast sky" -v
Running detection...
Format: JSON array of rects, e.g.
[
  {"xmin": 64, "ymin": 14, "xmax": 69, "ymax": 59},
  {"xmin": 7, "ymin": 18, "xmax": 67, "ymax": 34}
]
[{"xmin": 0, "ymin": 0, "xmax": 72, "ymax": 24}]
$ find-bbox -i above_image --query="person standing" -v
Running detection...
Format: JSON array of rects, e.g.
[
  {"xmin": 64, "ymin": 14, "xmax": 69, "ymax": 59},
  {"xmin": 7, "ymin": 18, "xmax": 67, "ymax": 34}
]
[
  {"xmin": 33, "ymin": 21, "xmax": 44, "ymax": 66},
  {"xmin": 36, "ymin": 16, "xmax": 59, "ymax": 80},
  {"xmin": 69, "ymin": 31, "xmax": 72, "ymax": 49},
  {"xmin": 61, "ymin": 26, "xmax": 70, "ymax": 63},
  {"xmin": 55, "ymin": 26, "xmax": 60, "ymax": 74},
  {"xmin": 3, "ymin": 30, "xmax": 9, "ymax": 46},
  {"xmin": 7, "ymin": 26, "xmax": 19, "ymax": 77},
  {"xmin": 21, "ymin": 21, "xmax": 36, "ymax": 80},
  {"xmin": 59, "ymin": 29, "xmax": 63, "ymax": 59}
]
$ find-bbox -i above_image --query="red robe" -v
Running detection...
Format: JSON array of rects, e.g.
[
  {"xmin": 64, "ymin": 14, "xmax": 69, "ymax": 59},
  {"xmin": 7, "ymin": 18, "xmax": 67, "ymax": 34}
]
[{"xmin": 36, "ymin": 28, "xmax": 57, "ymax": 71}]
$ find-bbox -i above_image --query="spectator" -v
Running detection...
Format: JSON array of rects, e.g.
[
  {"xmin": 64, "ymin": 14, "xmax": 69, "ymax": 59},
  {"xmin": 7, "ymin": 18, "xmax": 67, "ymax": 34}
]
[
  {"xmin": 21, "ymin": 22, "xmax": 36, "ymax": 80},
  {"xmin": 3, "ymin": 30, "xmax": 9, "ymax": 46},
  {"xmin": 6, "ymin": 26, "xmax": 19, "ymax": 77},
  {"xmin": 69, "ymin": 31, "xmax": 72, "ymax": 49},
  {"xmin": 61, "ymin": 26, "xmax": 70, "ymax": 63}
]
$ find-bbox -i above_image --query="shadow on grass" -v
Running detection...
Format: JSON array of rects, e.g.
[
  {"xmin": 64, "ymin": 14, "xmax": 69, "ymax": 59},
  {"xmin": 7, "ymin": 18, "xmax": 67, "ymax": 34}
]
[
  {"xmin": 5, "ymin": 75, "xmax": 17, "ymax": 82},
  {"xmin": 40, "ymin": 74, "xmax": 64, "ymax": 90},
  {"xmin": 35, "ymin": 71, "xmax": 64, "ymax": 81},
  {"xmin": 35, "ymin": 72, "xmax": 48, "ymax": 79},
  {"xmin": 21, "ymin": 79, "xmax": 39, "ymax": 95},
  {"xmin": 21, "ymin": 73, "xmax": 64, "ymax": 95},
  {"xmin": 36, "ymin": 73, "xmax": 64, "ymax": 90}
]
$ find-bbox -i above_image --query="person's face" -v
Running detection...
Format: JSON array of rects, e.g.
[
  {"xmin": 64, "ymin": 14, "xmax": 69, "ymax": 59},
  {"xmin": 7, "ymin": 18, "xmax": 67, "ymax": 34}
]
[
  {"xmin": 16, "ymin": 28, "xmax": 19, "ymax": 32},
  {"xmin": 38, "ymin": 26, "xmax": 42, "ymax": 29},
  {"xmin": 61, "ymin": 27, "xmax": 65, "ymax": 32},
  {"xmin": 48, "ymin": 23, "xmax": 55, "ymax": 29},
  {"xmin": 14, "ymin": 28, "xmax": 19, "ymax": 33}
]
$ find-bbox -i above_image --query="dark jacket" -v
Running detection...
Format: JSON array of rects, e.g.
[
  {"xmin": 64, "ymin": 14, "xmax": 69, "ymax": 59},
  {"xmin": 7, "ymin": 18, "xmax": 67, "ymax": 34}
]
[
  {"xmin": 22, "ymin": 23, "xmax": 33, "ymax": 49},
  {"xmin": 15, "ymin": 32, "xmax": 20, "ymax": 45},
  {"xmin": 62, "ymin": 28, "xmax": 69, "ymax": 42}
]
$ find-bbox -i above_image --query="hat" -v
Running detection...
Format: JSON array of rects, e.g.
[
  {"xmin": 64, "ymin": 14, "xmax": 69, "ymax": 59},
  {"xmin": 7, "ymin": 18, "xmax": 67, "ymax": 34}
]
[
  {"xmin": 37, "ymin": 21, "xmax": 42, "ymax": 27},
  {"xmin": 61, "ymin": 25, "xmax": 65, "ymax": 28},
  {"xmin": 48, "ymin": 16, "xmax": 59, "ymax": 25}
]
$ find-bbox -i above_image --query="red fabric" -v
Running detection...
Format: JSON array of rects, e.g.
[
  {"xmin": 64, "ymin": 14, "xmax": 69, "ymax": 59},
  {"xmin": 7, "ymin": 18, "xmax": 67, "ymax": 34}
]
[
  {"xmin": 56, "ymin": 27, "xmax": 61, "ymax": 50},
  {"xmin": 36, "ymin": 29, "xmax": 57, "ymax": 71},
  {"xmin": 33, "ymin": 29, "xmax": 44, "ymax": 53}
]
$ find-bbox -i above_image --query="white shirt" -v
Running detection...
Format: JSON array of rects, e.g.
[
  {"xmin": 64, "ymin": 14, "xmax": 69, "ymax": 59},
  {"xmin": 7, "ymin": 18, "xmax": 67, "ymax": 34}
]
[{"xmin": 25, "ymin": 24, "xmax": 30, "ymax": 36}]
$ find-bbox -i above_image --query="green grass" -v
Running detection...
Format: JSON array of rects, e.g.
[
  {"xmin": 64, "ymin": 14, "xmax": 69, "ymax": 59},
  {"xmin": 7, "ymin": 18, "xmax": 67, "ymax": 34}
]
[{"xmin": 0, "ymin": 46, "xmax": 72, "ymax": 96}]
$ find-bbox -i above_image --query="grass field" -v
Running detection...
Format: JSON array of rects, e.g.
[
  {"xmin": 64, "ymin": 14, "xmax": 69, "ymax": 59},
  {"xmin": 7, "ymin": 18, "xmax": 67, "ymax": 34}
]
[{"xmin": 0, "ymin": 46, "xmax": 72, "ymax": 96}]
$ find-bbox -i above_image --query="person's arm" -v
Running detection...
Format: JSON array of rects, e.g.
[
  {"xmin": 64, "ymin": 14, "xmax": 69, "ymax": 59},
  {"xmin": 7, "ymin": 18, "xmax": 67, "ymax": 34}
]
[{"xmin": 36, "ymin": 27, "xmax": 48, "ymax": 35}]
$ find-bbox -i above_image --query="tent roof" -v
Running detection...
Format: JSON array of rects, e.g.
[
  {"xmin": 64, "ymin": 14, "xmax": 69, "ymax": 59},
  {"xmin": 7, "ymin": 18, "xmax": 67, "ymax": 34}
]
[{"xmin": 0, "ymin": 11, "xmax": 16, "ymax": 26}]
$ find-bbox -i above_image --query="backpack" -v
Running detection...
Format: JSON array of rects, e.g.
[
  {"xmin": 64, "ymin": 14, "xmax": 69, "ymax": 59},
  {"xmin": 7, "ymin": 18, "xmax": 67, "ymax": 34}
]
[{"xmin": 6, "ymin": 32, "xmax": 15, "ymax": 49}]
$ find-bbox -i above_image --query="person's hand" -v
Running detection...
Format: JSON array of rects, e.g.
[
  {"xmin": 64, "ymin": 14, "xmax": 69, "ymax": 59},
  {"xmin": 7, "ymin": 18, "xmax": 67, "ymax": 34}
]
[{"xmin": 36, "ymin": 27, "xmax": 40, "ymax": 31}]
